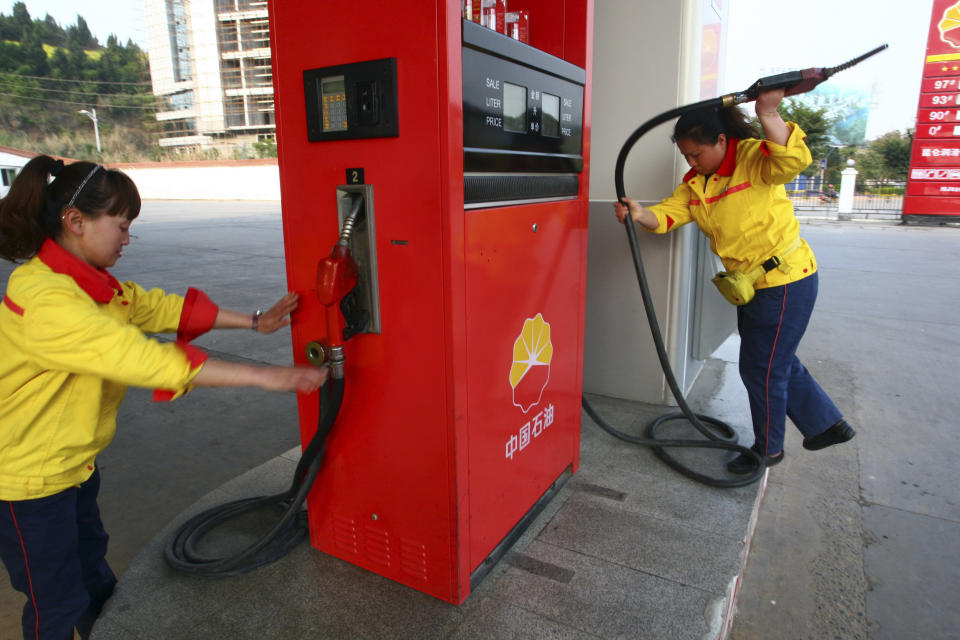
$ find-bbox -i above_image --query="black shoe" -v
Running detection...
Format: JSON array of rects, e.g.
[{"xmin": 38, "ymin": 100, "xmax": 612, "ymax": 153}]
[
  {"xmin": 803, "ymin": 419, "xmax": 856, "ymax": 451},
  {"xmin": 727, "ymin": 447, "xmax": 784, "ymax": 474}
]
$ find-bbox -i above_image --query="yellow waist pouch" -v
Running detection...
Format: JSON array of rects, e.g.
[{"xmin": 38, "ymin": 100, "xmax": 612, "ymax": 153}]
[{"xmin": 712, "ymin": 239, "xmax": 801, "ymax": 306}]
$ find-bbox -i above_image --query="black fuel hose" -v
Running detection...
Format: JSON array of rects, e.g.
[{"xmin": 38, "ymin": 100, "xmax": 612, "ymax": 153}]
[
  {"xmin": 164, "ymin": 377, "xmax": 344, "ymax": 575},
  {"xmin": 582, "ymin": 95, "xmax": 765, "ymax": 488},
  {"xmin": 166, "ymin": 194, "xmax": 363, "ymax": 575}
]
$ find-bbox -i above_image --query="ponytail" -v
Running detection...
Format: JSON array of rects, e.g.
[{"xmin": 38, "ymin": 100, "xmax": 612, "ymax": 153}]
[
  {"xmin": 672, "ymin": 105, "xmax": 760, "ymax": 146},
  {"xmin": 0, "ymin": 155, "xmax": 59, "ymax": 262},
  {"xmin": 0, "ymin": 155, "xmax": 141, "ymax": 263}
]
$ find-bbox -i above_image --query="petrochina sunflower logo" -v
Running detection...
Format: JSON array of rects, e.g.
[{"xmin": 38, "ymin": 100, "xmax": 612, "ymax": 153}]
[
  {"xmin": 940, "ymin": 2, "xmax": 960, "ymax": 47},
  {"xmin": 509, "ymin": 313, "xmax": 553, "ymax": 413}
]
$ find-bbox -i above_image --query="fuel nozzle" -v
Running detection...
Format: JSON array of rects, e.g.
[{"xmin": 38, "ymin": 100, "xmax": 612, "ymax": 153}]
[
  {"xmin": 727, "ymin": 44, "xmax": 888, "ymax": 106},
  {"xmin": 337, "ymin": 194, "xmax": 365, "ymax": 247},
  {"xmin": 315, "ymin": 195, "xmax": 364, "ymax": 358}
]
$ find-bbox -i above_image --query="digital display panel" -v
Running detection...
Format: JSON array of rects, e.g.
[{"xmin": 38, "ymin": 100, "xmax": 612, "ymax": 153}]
[
  {"xmin": 322, "ymin": 77, "xmax": 346, "ymax": 94},
  {"xmin": 321, "ymin": 75, "xmax": 348, "ymax": 132},
  {"xmin": 503, "ymin": 82, "xmax": 527, "ymax": 133},
  {"xmin": 461, "ymin": 43, "xmax": 584, "ymax": 173},
  {"xmin": 541, "ymin": 93, "xmax": 560, "ymax": 138}
]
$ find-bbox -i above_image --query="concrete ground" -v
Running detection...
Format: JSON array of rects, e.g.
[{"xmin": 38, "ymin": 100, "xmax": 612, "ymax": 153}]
[
  {"xmin": 732, "ymin": 217, "xmax": 960, "ymax": 640},
  {"xmin": 1, "ymin": 203, "xmax": 957, "ymax": 639}
]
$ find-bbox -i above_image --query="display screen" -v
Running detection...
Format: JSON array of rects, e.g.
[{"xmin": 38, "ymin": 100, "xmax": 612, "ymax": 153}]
[
  {"xmin": 321, "ymin": 75, "xmax": 348, "ymax": 132},
  {"xmin": 541, "ymin": 93, "xmax": 560, "ymax": 138},
  {"xmin": 322, "ymin": 77, "xmax": 346, "ymax": 95},
  {"xmin": 503, "ymin": 82, "xmax": 527, "ymax": 133}
]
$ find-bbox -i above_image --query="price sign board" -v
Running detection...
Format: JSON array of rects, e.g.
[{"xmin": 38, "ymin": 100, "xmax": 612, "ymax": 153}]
[
  {"xmin": 921, "ymin": 76, "xmax": 960, "ymax": 92},
  {"xmin": 917, "ymin": 108, "xmax": 960, "ymax": 123},
  {"xmin": 916, "ymin": 123, "xmax": 960, "ymax": 138},
  {"xmin": 919, "ymin": 92, "xmax": 960, "ymax": 107},
  {"xmin": 905, "ymin": 0, "xmax": 960, "ymax": 218},
  {"xmin": 912, "ymin": 140, "xmax": 960, "ymax": 160}
]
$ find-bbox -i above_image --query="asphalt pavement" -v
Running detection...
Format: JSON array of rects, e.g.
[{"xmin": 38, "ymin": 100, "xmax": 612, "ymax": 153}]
[
  {"xmin": 732, "ymin": 217, "xmax": 960, "ymax": 640},
  {"xmin": 1, "ymin": 202, "xmax": 957, "ymax": 639}
]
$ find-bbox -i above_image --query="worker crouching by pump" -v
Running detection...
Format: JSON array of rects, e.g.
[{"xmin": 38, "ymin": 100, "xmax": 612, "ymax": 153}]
[{"xmin": 614, "ymin": 88, "xmax": 855, "ymax": 475}]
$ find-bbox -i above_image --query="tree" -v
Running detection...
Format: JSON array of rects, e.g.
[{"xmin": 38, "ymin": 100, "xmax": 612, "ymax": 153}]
[
  {"xmin": 0, "ymin": 4, "xmax": 154, "ymax": 154},
  {"xmin": 66, "ymin": 36, "xmax": 90, "ymax": 79},
  {"xmin": 65, "ymin": 17, "xmax": 98, "ymax": 51},
  {"xmin": 19, "ymin": 33, "xmax": 49, "ymax": 76},
  {"xmin": 49, "ymin": 46, "xmax": 75, "ymax": 79},
  {"xmin": 37, "ymin": 14, "xmax": 66, "ymax": 47},
  {"xmin": 776, "ymin": 98, "xmax": 834, "ymax": 176},
  {"xmin": 74, "ymin": 16, "xmax": 96, "ymax": 49},
  {"xmin": 11, "ymin": 2, "xmax": 31, "ymax": 40},
  {"xmin": 823, "ymin": 146, "xmax": 857, "ymax": 187},
  {"xmin": 856, "ymin": 130, "xmax": 913, "ymax": 182}
]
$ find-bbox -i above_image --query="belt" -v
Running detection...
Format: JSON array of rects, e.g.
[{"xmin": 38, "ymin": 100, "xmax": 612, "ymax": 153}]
[{"xmin": 746, "ymin": 237, "xmax": 802, "ymax": 282}]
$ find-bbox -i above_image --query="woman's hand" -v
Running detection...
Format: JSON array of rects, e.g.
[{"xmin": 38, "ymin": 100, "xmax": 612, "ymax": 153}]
[
  {"xmin": 614, "ymin": 197, "xmax": 659, "ymax": 230},
  {"xmin": 755, "ymin": 87, "xmax": 785, "ymax": 116},
  {"xmin": 613, "ymin": 198, "xmax": 633, "ymax": 223},
  {"xmin": 213, "ymin": 292, "xmax": 301, "ymax": 332},
  {"xmin": 256, "ymin": 291, "xmax": 300, "ymax": 334},
  {"xmin": 755, "ymin": 88, "xmax": 789, "ymax": 146},
  {"xmin": 257, "ymin": 364, "xmax": 328, "ymax": 392}
]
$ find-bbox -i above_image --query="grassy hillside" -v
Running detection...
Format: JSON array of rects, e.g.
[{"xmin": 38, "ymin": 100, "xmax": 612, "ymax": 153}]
[{"xmin": 0, "ymin": 2, "xmax": 158, "ymax": 161}]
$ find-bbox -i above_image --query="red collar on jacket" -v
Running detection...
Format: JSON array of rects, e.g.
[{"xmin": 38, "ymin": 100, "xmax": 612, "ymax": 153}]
[
  {"xmin": 38, "ymin": 238, "xmax": 123, "ymax": 303},
  {"xmin": 682, "ymin": 137, "xmax": 741, "ymax": 183}
]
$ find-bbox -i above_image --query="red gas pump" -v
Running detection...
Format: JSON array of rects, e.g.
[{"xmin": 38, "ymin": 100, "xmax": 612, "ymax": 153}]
[{"xmin": 267, "ymin": 0, "xmax": 593, "ymax": 604}]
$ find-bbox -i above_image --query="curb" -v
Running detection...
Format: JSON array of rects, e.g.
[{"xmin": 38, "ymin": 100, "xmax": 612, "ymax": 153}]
[{"xmin": 717, "ymin": 467, "xmax": 770, "ymax": 640}]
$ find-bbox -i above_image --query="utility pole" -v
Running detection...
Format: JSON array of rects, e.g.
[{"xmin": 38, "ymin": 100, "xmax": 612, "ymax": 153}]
[{"xmin": 78, "ymin": 108, "xmax": 101, "ymax": 153}]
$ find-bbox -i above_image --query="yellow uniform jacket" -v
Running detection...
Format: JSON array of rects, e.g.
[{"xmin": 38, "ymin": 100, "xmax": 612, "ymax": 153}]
[
  {"xmin": 0, "ymin": 239, "xmax": 217, "ymax": 500},
  {"xmin": 648, "ymin": 122, "xmax": 817, "ymax": 289}
]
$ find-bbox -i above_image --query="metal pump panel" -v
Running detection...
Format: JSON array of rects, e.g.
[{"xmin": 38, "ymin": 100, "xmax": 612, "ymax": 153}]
[{"xmin": 268, "ymin": 0, "xmax": 594, "ymax": 604}]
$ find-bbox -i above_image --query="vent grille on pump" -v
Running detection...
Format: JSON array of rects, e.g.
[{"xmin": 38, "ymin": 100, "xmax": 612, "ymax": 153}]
[
  {"xmin": 464, "ymin": 174, "xmax": 579, "ymax": 207},
  {"xmin": 400, "ymin": 539, "xmax": 429, "ymax": 582},
  {"xmin": 333, "ymin": 515, "xmax": 359, "ymax": 555},
  {"xmin": 365, "ymin": 526, "xmax": 392, "ymax": 567}
]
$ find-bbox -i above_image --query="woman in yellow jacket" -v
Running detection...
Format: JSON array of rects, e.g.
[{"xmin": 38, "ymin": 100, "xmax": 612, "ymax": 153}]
[
  {"xmin": 615, "ymin": 88, "xmax": 855, "ymax": 475},
  {"xmin": 0, "ymin": 155, "xmax": 326, "ymax": 640}
]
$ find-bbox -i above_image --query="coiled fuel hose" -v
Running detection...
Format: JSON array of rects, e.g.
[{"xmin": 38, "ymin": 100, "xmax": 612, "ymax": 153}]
[
  {"xmin": 581, "ymin": 93, "xmax": 764, "ymax": 488},
  {"xmin": 164, "ymin": 377, "xmax": 344, "ymax": 575},
  {"xmin": 583, "ymin": 46, "xmax": 888, "ymax": 488},
  {"xmin": 165, "ymin": 197, "xmax": 365, "ymax": 575}
]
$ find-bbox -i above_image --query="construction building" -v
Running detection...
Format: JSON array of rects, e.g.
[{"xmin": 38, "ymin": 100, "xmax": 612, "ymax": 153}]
[{"xmin": 143, "ymin": 0, "xmax": 275, "ymax": 152}]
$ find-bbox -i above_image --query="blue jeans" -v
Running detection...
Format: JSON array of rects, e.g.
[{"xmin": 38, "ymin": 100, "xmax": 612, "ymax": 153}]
[
  {"xmin": 0, "ymin": 469, "xmax": 116, "ymax": 640},
  {"xmin": 737, "ymin": 272, "xmax": 843, "ymax": 456}
]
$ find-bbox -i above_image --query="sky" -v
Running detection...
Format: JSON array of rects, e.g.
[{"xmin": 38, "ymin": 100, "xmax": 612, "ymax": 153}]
[
  {"xmin": 724, "ymin": 0, "xmax": 934, "ymax": 139},
  {"xmin": 0, "ymin": 0, "xmax": 147, "ymax": 47},
  {"xmin": 0, "ymin": 0, "xmax": 935, "ymax": 140}
]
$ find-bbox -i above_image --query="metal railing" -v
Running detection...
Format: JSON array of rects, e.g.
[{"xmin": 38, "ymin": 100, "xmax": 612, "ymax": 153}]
[
  {"xmin": 787, "ymin": 189, "xmax": 839, "ymax": 211},
  {"xmin": 788, "ymin": 179, "xmax": 904, "ymax": 217},
  {"xmin": 849, "ymin": 179, "xmax": 905, "ymax": 212}
]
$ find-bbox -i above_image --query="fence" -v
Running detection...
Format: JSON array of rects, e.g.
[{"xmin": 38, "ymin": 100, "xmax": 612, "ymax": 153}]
[
  {"xmin": 849, "ymin": 179, "xmax": 905, "ymax": 214},
  {"xmin": 787, "ymin": 177, "xmax": 904, "ymax": 218}
]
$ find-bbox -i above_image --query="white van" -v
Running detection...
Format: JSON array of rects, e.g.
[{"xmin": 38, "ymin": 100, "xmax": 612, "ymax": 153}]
[
  {"xmin": 0, "ymin": 165, "xmax": 18, "ymax": 197},
  {"xmin": 0, "ymin": 147, "xmax": 34, "ymax": 198}
]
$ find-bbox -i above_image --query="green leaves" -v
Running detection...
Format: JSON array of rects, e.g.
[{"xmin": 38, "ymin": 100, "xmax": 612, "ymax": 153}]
[
  {"xmin": 774, "ymin": 98, "xmax": 835, "ymax": 177},
  {"xmin": 856, "ymin": 131, "xmax": 913, "ymax": 182},
  {"xmin": 0, "ymin": 6, "xmax": 152, "ymax": 158}
]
